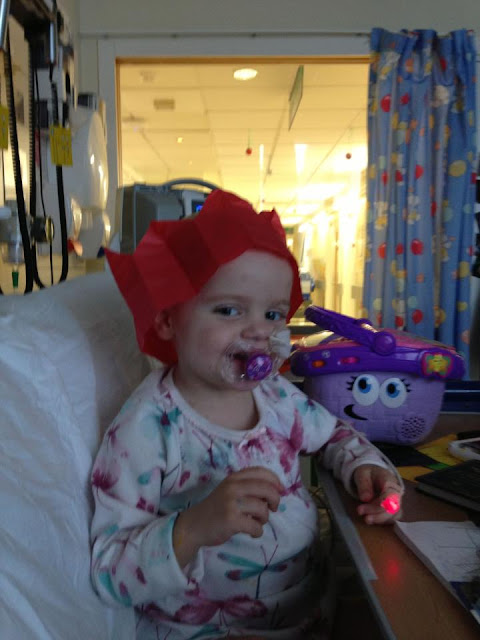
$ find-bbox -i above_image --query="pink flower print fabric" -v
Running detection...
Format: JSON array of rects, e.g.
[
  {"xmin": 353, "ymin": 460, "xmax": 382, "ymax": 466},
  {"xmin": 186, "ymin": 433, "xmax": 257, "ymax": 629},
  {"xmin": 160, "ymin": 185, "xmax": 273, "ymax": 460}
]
[{"xmin": 90, "ymin": 367, "xmax": 398, "ymax": 639}]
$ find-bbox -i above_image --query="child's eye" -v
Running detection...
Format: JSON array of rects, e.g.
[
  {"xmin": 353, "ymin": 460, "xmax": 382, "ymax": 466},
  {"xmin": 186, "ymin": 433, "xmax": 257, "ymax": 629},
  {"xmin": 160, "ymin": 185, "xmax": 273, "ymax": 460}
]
[
  {"xmin": 265, "ymin": 310, "xmax": 286, "ymax": 321},
  {"xmin": 214, "ymin": 305, "xmax": 240, "ymax": 317}
]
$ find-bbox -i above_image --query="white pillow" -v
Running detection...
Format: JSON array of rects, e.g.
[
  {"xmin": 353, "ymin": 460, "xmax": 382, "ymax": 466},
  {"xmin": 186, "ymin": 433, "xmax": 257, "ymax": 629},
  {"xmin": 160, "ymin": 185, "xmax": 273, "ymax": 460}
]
[
  {"xmin": 0, "ymin": 272, "xmax": 149, "ymax": 639},
  {"xmin": 0, "ymin": 272, "xmax": 150, "ymax": 455}
]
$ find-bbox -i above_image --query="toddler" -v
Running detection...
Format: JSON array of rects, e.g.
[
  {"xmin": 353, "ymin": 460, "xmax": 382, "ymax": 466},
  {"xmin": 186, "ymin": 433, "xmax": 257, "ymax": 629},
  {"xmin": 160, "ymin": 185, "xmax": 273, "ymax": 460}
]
[{"xmin": 90, "ymin": 189, "xmax": 403, "ymax": 639}]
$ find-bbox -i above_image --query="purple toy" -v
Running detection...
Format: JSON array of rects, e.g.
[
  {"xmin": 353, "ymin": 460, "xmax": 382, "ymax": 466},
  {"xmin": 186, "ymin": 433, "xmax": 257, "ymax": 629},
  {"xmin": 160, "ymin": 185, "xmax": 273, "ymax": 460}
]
[{"xmin": 290, "ymin": 306, "xmax": 465, "ymax": 444}]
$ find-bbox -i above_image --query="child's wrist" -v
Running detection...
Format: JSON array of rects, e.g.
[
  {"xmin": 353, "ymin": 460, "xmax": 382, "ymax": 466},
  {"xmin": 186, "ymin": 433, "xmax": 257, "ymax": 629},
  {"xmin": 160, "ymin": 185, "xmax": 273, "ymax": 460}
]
[{"xmin": 173, "ymin": 510, "xmax": 203, "ymax": 567}]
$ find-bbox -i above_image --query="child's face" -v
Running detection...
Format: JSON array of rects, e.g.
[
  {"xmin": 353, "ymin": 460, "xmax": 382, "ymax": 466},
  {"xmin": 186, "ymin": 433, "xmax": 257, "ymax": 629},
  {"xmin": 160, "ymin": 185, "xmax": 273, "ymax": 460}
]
[{"xmin": 166, "ymin": 250, "xmax": 293, "ymax": 393}]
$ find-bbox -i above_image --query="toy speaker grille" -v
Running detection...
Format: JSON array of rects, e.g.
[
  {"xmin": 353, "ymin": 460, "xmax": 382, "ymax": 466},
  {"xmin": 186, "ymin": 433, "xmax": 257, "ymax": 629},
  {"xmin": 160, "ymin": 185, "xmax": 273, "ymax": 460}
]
[{"xmin": 399, "ymin": 415, "xmax": 427, "ymax": 443}]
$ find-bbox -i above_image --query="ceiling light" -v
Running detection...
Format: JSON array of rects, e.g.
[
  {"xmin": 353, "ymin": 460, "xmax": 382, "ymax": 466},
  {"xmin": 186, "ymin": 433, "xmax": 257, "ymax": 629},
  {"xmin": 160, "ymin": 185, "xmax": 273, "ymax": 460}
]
[
  {"xmin": 177, "ymin": 137, "xmax": 183, "ymax": 143},
  {"xmin": 259, "ymin": 144, "xmax": 264, "ymax": 171},
  {"xmin": 153, "ymin": 98, "xmax": 175, "ymax": 110},
  {"xmin": 233, "ymin": 68, "xmax": 258, "ymax": 81},
  {"xmin": 297, "ymin": 183, "xmax": 346, "ymax": 202},
  {"xmin": 294, "ymin": 144, "xmax": 307, "ymax": 175}
]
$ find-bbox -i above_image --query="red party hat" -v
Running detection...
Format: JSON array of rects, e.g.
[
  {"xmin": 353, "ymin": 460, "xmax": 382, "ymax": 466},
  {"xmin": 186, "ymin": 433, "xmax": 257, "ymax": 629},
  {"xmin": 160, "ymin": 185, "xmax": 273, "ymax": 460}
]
[{"xmin": 106, "ymin": 188, "xmax": 302, "ymax": 363}]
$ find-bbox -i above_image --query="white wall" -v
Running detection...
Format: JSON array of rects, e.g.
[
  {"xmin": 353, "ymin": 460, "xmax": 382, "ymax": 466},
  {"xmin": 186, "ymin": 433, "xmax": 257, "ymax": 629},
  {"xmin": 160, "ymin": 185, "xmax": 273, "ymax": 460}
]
[
  {"xmin": 77, "ymin": 0, "xmax": 480, "ymax": 93},
  {"xmin": 74, "ymin": 0, "xmax": 480, "ymax": 224},
  {"xmin": 57, "ymin": 0, "xmax": 79, "ymax": 90},
  {"xmin": 58, "ymin": 0, "xmax": 78, "ymax": 29},
  {"xmin": 72, "ymin": 0, "xmax": 480, "ymax": 376},
  {"xmin": 75, "ymin": 0, "xmax": 480, "ymax": 214},
  {"xmin": 77, "ymin": 0, "xmax": 480, "ymax": 36}
]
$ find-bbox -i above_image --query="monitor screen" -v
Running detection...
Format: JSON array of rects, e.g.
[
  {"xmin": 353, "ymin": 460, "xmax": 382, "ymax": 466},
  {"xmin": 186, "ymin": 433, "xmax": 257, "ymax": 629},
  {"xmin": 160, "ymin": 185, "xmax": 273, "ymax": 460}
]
[{"xmin": 116, "ymin": 184, "xmax": 209, "ymax": 253}]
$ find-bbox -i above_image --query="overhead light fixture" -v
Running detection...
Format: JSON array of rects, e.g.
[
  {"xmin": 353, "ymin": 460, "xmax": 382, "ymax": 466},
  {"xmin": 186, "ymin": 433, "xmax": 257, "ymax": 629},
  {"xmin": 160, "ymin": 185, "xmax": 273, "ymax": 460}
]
[
  {"xmin": 259, "ymin": 144, "xmax": 264, "ymax": 171},
  {"xmin": 233, "ymin": 68, "xmax": 258, "ymax": 81},
  {"xmin": 153, "ymin": 98, "xmax": 175, "ymax": 111},
  {"xmin": 177, "ymin": 137, "xmax": 183, "ymax": 143},
  {"xmin": 294, "ymin": 144, "xmax": 307, "ymax": 175}
]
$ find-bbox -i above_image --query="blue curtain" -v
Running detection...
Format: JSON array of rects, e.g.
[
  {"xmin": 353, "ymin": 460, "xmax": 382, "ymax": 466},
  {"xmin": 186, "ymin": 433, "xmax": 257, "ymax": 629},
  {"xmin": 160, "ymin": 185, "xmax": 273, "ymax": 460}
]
[{"xmin": 363, "ymin": 28, "xmax": 477, "ymax": 372}]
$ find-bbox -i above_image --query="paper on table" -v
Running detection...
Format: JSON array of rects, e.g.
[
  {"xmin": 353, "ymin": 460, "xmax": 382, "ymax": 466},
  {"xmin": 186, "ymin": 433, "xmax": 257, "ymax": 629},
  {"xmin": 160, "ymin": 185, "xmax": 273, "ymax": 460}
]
[
  {"xmin": 392, "ymin": 435, "xmax": 460, "ymax": 482},
  {"xmin": 394, "ymin": 520, "xmax": 480, "ymax": 623},
  {"xmin": 416, "ymin": 434, "xmax": 460, "ymax": 467}
]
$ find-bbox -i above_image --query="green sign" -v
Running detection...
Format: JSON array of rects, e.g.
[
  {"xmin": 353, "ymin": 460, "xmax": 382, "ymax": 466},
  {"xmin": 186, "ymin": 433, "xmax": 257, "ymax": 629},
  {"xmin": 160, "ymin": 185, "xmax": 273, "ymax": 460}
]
[{"xmin": 288, "ymin": 66, "xmax": 304, "ymax": 130}]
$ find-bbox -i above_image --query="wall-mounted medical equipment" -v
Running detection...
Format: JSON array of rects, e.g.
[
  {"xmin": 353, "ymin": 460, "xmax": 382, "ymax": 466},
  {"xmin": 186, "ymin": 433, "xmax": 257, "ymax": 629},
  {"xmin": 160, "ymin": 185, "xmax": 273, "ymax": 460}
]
[
  {"xmin": 290, "ymin": 305, "xmax": 465, "ymax": 445},
  {"xmin": 115, "ymin": 178, "xmax": 219, "ymax": 253},
  {"xmin": 37, "ymin": 101, "xmax": 109, "ymax": 258},
  {"xmin": 0, "ymin": 0, "xmax": 109, "ymax": 294},
  {"xmin": 0, "ymin": 0, "xmax": 71, "ymax": 292}
]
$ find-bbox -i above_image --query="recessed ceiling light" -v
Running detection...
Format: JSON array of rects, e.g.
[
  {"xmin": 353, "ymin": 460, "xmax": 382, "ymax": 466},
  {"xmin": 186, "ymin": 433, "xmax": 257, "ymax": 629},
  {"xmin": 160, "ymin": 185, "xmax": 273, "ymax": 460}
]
[
  {"xmin": 153, "ymin": 98, "xmax": 175, "ymax": 110},
  {"xmin": 233, "ymin": 68, "xmax": 258, "ymax": 81},
  {"xmin": 177, "ymin": 137, "xmax": 183, "ymax": 143}
]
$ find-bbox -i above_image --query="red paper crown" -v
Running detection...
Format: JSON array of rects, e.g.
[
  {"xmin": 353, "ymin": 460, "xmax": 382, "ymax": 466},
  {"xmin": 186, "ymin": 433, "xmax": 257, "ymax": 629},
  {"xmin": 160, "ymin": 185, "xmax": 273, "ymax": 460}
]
[{"xmin": 106, "ymin": 189, "xmax": 302, "ymax": 363}]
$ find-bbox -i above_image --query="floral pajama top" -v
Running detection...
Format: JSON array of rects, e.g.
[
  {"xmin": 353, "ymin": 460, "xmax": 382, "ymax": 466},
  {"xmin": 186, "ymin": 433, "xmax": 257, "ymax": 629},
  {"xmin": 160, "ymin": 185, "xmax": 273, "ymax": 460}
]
[{"xmin": 90, "ymin": 368, "xmax": 397, "ymax": 639}]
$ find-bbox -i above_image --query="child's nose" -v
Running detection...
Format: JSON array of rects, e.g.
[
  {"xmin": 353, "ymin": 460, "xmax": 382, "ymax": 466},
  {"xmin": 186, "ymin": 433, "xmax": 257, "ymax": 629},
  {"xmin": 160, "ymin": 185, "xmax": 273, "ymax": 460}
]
[{"xmin": 241, "ymin": 316, "xmax": 272, "ymax": 342}]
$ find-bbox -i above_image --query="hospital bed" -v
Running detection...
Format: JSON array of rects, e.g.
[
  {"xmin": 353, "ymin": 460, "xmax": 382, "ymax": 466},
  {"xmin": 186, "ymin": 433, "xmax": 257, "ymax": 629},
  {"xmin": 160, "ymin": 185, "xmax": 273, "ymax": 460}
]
[{"xmin": 0, "ymin": 272, "xmax": 150, "ymax": 639}]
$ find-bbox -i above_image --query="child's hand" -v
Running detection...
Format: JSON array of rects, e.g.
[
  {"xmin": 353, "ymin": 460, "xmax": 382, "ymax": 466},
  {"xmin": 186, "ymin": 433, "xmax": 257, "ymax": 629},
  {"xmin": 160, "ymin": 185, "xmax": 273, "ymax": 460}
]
[
  {"xmin": 353, "ymin": 464, "xmax": 403, "ymax": 525},
  {"xmin": 173, "ymin": 466, "xmax": 284, "ymax": 567}
]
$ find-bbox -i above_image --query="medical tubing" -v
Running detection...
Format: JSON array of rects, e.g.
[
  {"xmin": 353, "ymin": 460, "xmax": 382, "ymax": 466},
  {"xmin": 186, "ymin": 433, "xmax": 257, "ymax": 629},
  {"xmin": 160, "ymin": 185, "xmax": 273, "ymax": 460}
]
[
  {"xmin": 34, "ymin": 68, "xmax": 54, "ymax": 285},
  {"xmin": 34, "ymin": 71, "xmax": 47, "ymax": 217},
  {"xmin": 28, "ymin": 44, "xmax": 36, "ymax": 231},
  {"xmin": 50, "ymin": 81, "xmax": 68, "ymax": 282},
  {"xmin": 28, "ymin": 42, "xmax": 45, "ymax": 288},
  {"xmin": 4, "ymin": 29, "xmax": 33, "ymax": 293}
]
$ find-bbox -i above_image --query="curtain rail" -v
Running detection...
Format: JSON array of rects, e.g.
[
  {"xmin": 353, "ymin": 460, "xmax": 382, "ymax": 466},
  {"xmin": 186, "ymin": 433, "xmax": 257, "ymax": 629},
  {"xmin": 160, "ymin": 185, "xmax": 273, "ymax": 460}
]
[
  {"xmin": 79, "ymin": 29, "xmax": 480, "ymax": 59},
  {"xmin": 79, "ymin": 30, "xmax": 372, "ymax": 40}
]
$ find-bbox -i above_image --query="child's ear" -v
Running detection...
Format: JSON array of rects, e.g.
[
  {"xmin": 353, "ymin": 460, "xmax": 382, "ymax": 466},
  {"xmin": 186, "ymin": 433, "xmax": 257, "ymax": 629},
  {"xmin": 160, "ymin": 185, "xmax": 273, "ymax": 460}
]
[{"xmin": 154, "ymin": 309, "xmax": 175, "ymax": 340}]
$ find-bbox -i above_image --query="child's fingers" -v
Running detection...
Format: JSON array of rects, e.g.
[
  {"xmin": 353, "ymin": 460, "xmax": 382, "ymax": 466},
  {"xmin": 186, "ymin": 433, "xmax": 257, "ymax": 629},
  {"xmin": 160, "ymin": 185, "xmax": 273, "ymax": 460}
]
[
  {"xmin": 357, "ymin": 500, "xmax": 403, "ymax": 524},
  {"xmin": 362, "ymin": 509, "xmax": 402, "ymax": 525},
  {"xmin": 353, "ymin": 465, "xmax": 375, "ymax": 501},
  {"xmin": 231, "ymin": 466, "xmax": 285, "ymax": 492},
  {"xmin": 239, "ymin": 513, "xmax": 266, "ymax": 538},
  {"xmin": 228, "ymin": 478, "xmax": 282, "ymax": 512},
  {"xmin": 354, "ymin": 465, "xmax": 403, "ymax": 503},
  {"xmin": 236, "ymin": 495, "xmax": 271, "ymax": 524}
]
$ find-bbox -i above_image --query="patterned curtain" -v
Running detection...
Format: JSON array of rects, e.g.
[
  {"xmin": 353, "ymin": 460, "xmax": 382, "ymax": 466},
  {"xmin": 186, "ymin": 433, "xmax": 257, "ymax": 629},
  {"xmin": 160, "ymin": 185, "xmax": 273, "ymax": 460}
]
[{"xmin": 363, "ymin": 28, "xmax": 477, "ymax": 373}]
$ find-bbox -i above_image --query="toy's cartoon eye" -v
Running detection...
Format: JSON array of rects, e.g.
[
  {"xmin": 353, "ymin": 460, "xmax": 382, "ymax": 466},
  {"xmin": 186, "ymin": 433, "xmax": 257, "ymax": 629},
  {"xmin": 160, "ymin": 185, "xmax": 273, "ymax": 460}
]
[
  {"xmin": 379, "ymin": 377, "xmax": 409, "ymax": 408},
  {"xmin": 352, "ymin": 375, "xmax": 380, "ymax": 406}
]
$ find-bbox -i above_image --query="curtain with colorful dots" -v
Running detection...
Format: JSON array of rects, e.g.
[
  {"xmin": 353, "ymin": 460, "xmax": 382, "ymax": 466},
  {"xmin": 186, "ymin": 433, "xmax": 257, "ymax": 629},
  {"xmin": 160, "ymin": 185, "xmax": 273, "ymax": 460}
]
[{"xmin": 363, "ymin": 28, "xmax": 477, "ymax": 374}]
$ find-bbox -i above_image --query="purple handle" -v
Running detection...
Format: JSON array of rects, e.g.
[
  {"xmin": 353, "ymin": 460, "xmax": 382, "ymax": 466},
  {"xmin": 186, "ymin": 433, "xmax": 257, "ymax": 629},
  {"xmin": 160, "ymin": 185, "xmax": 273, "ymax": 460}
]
[{"xmin": 305, "ymin": 306, "xmax": 396, "ymax": 356}]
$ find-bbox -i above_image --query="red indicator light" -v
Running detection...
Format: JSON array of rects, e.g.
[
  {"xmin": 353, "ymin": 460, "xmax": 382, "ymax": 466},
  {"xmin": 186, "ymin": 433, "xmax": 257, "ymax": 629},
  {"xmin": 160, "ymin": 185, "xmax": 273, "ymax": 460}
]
[
  {"xmin": 380, "ymin": 493, "xmax": 401, "ymax": 515},
  {"xmin": 339, "ymin": 356, "xmax": 359, "ymax": 365},
  {"xmin": 312, "ymin": 360, "xmax": 325, "ymax": 368}
]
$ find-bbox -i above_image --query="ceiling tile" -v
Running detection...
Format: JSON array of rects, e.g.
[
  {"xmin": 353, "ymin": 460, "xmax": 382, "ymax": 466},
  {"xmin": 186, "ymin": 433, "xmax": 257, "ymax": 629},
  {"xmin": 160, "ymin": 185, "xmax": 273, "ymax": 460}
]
[{"xmin": 118, "ymin": 60, "xmax": 369, "ymax": 219}]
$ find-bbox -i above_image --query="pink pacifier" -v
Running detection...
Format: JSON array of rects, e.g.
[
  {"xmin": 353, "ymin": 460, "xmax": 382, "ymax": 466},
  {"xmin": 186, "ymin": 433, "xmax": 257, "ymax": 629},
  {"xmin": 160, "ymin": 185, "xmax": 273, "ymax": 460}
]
[{"xmin": 221, "ymin": 330, "xmax": 291, "ymax": 384}]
